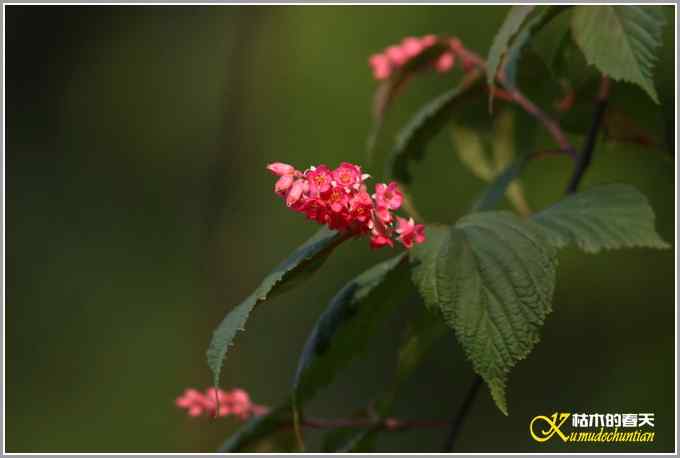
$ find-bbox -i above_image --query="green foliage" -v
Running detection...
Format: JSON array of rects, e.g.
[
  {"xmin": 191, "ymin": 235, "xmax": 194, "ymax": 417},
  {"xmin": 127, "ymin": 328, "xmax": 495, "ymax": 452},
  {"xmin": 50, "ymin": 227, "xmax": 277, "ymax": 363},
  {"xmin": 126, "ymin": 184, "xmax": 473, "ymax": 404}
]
[
  {"xmin": 293, "ymin": 253, "xmax": 410, "ymax": 402},
  {"xmin": 410, "ymin": 216, "xmax": 557, "ymax": 414},
  {"xmin": 210, "ymin": 6, "xmax": 673, "ymax": 450},
  {"xmin": 368, "ymin": 42, "xmax": 451, "ymax": 158},
  {"xmin": 206, "ymin": 228, "xmax": 344, "ymax": 388},
  {"xmin": 571, "ymin": 6, "xmax": 665, "ymax": 103},
  {"xmin": 453, "ymin": 109, "xmax": 532, "ymax": 215},
  {"xmin": 471, "ymin": 153, "xmax": 532, "ymax": 214},
  {"xmin": 501, "ymin": 6, "xmax": 571, "ymax": 91},
  {"xmin": 217, "ymin": 403, "xmax": 290, "ymax": 452},
  {"xmin": 533, "ymin": 184, "xmax": 671, "ymax": 253},
  {"xmin": 486, "ymin": 6, "xmax": 535, "ymax": 97},
  {"xmin": 386, "ymin": 75, "xmax": 483, "ymax": 184},
  {"xmin": 410, "ymin": 184, "xmax": 669, "ymax": 414}
]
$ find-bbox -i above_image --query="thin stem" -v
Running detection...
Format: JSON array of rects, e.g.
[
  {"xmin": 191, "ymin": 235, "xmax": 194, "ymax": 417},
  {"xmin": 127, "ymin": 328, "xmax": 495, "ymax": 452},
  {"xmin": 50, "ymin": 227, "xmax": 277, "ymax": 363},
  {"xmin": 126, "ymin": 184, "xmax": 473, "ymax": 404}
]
[
  {"xmin": 302, "ymin": 417, "xmax": 447, "ymax": 430},
  {"xmin": 531, "ymin": 147, "xmax": 569, "ymax": 160},
  {"xmin": 565, "ymin": 76, "xmax": 611, "ymax": 194},
  {"xmin": 274, "ymin": 415, "xmax": 452, "ymax": 432},
  {"xmin": 442, "ymin": 375, "xmax": 483, "ymax": 452},
  {"xmin": 501, "ymin": 82, "xmax": 578, "ymax": 159},
  {"xmin": 450, "ymin": 42, "xmax": 578, "ymax": 160}
]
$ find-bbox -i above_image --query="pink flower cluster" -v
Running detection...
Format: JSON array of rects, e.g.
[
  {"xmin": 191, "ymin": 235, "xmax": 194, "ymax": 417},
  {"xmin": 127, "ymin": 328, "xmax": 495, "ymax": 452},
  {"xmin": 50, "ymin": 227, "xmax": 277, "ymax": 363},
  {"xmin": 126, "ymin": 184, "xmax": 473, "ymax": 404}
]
[
  {"xmin": 175, "ymin": 387, "xmax": 268, "ymax": 419},
  {"xmin": 369, "ymin": 35, "xmax": 459, "ymax": 80},
  {"xmin": 267, "ymin": 162, "xmax": 425, "ymax": 249}
]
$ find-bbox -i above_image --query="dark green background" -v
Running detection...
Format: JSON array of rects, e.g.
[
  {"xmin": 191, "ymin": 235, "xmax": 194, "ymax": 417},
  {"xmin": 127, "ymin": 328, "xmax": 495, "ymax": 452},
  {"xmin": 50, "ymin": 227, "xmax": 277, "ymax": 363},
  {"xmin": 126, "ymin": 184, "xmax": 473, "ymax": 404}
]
[{"xmin": 5, "ymin": 5, "xmax": 675, "ymax": 452}]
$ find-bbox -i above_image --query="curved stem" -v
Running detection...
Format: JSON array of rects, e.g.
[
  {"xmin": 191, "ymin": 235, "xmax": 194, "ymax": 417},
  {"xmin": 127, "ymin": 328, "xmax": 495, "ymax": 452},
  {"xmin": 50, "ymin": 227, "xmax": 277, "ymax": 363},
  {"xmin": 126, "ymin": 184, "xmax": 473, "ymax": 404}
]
[
  {"xmin": 441, "ymin": 375, "xmax": 483, "ymax": 452},
  {"xmin": 450, "ymin": 43, "xmax": 578, "ymax": 161}
]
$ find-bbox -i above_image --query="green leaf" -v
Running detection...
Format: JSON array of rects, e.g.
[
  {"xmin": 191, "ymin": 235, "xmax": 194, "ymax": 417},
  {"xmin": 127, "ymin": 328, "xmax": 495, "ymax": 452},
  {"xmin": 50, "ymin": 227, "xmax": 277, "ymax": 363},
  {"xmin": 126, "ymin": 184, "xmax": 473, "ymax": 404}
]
[
  {"xmin": 367, "ymin": 41, "xmax": 451, "ymax": 161},
  {"xmin": 321, "ymin": 297, "xmax": 446, "ymax": 453},
  {"xmin": 217, "ymin": 403, "xmax": 290, "ymax": 452},
  {"xmin": 533, "ymin": 184, "xmax": 670, "ymax": 252},
  {"xmin": 387, "ymin": 74, "xmax": 483, "ymax": 184},
  {"xmin": 456, "ymin": 109, "xmax": 532, "ymax": 215},
  {"xmin": 451, "ymin": 125, "xmax": 495, "ymax": 181},
  {"xmin": 471, "ymin": 152, "xmax": 532, "ymax": 214},
  {"xmin": 411, "ymin": 185, "xmax": 668, "ymax": 415},
  {"xmin": 409, "ymin": 224, "xmax": 450, "ymax": 315},
  {"xmin": 207, "ymin": 228, "xmax": 344, "ymax": 388},
  {"xmin": 486, "ymin": 6, "xmax": 536, "ymax": 100},
  {"xmin": 501, "ymin": 6, "xmax": 571, "ymax": 91},
  {"xmin": 394, "ymin": 305, "xmax": 448, "ymax": 390},
  {"xmin": 410, "ymin": 217, "xmax": 557, "ymax": 415},
  {"xmin": 571, "ymin": 5, "xmax": 666, "ymax": 103},
  {"xmin": 293, "ymin": 253, "xmax": 411, "ymax": 402},
  {"xmin": 292, "ymin": 254, "xmax": 410, "ymax": 452}
]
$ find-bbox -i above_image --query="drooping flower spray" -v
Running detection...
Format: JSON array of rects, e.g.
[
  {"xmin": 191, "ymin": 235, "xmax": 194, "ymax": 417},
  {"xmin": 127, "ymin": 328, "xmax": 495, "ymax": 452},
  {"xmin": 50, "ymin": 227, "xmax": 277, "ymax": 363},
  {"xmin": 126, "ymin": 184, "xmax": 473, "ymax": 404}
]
[{"xmin": 266, "ymin": 162, "xmax": 425, "ymax": 249}]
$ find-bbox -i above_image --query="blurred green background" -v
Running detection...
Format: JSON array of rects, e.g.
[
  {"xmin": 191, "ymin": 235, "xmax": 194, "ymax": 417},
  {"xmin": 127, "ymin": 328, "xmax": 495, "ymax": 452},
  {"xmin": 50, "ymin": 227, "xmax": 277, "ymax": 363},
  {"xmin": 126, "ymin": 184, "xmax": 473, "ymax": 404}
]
[{"xmin": 5, "ymin": 5, "xmax": 675, "ymax": 453}]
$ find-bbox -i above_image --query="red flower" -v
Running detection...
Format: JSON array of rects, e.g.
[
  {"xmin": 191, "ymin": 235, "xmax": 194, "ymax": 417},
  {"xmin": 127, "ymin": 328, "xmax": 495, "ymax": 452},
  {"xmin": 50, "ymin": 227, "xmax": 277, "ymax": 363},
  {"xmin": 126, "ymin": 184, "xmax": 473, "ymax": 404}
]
[
  {"xmin": 175, "ymin": 387, "xmax": 269, "ymax": 420},
  {"xmin": 266, "ymin": 161, "xmax": 425, "ymax": 250}
]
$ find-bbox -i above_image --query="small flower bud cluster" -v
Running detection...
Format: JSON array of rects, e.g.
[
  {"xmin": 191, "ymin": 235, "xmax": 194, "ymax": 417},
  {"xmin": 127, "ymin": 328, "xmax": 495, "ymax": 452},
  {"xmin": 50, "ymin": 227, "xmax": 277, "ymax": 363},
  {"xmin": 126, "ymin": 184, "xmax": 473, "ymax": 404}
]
[
  {"xmin": 267, "ymin": 162, "xmax": 425, "ymax": 249},
  {"xmin": 368, "ymin": 35, "xmax": 460, "ymax": 80},
  {"xmin": 175, "ymin": 387, "xmax": 268, "ymax": 419}
]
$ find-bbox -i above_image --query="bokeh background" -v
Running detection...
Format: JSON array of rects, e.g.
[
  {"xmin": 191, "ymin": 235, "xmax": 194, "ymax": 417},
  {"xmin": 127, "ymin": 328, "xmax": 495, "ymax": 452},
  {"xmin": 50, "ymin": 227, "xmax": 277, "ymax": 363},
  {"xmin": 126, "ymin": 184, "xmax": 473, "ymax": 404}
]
[{"xmin": 5, "ymin": 5, "xmax": 675, "ymax": 453}]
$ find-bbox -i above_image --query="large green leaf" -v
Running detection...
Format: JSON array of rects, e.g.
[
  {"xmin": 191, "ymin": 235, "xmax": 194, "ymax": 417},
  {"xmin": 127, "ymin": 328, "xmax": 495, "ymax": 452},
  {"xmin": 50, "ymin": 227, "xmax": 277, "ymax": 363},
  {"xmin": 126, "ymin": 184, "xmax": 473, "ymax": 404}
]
[
  {"xmin": 411, "ymin": 184, "xmax": 669, "ymax": 415},
  {"xmin": 207, "ymin": 228, "xmax": 344, "ymax": 388},
  {"xmin": 486, "ymin": 6, "xmax": 536, "ymax": 98},
  {"xmin": 410, "ymin": 217, "xmax": 557, "ymax": 415},
  {"xmin": 571, "ymin": 6, "xmax": 665, "ymax": 103},
  {"xmin": 293, "ymin": 253, "xmax": 410, "ymax": 402},
  {"xmin": 386, "ymin": 74, "xmax": 483, "ymax": 184},
  {"xmin": 533, "ymin": 184, "xmax": 670, "ymax": 252}
]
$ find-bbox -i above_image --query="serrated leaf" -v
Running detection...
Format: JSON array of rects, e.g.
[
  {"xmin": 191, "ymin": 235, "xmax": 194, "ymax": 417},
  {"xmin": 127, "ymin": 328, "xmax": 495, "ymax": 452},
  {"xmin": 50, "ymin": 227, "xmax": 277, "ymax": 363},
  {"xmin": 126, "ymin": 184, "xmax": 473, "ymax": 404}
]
[
  {"xmin": 387, "ymin": 74, "xmax": 483, "ymax": 184},
  {"xmin": 533, "ymin": 183, "xmax": 670, "ymax": 252},
  {"xmin": 410, "ymin": 216, "xmax": 558, "ymax": 414},
  {"xmin": 571, "ymin": 5, "xmax": 665, "ymax": 103},
  {"xmin": 207, "ymin": 228, "xmax": 344, "ymax": 388},
  {"xmin": 217, "ymin": 403, "xmax": 290, "ymax": 452},
  {"xmin": 411, "ymin": 185, "xmax": 668, "ymax": 415},
  {"xmin": 486, "ymin": 6, "xmax": 536, "ymax": 104},
  {"xmin": 293, "ymin": 253, "xmax": 410, "ymax": 402}
]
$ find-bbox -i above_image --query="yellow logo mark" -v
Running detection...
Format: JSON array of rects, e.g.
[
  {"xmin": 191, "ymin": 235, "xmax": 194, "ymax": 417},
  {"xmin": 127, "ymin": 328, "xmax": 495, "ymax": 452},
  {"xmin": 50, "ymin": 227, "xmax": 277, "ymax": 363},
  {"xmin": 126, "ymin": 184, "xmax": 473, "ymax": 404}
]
[{"xmin": 530, "ymin": 412, "xmax": 571, "ymax": 442}]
